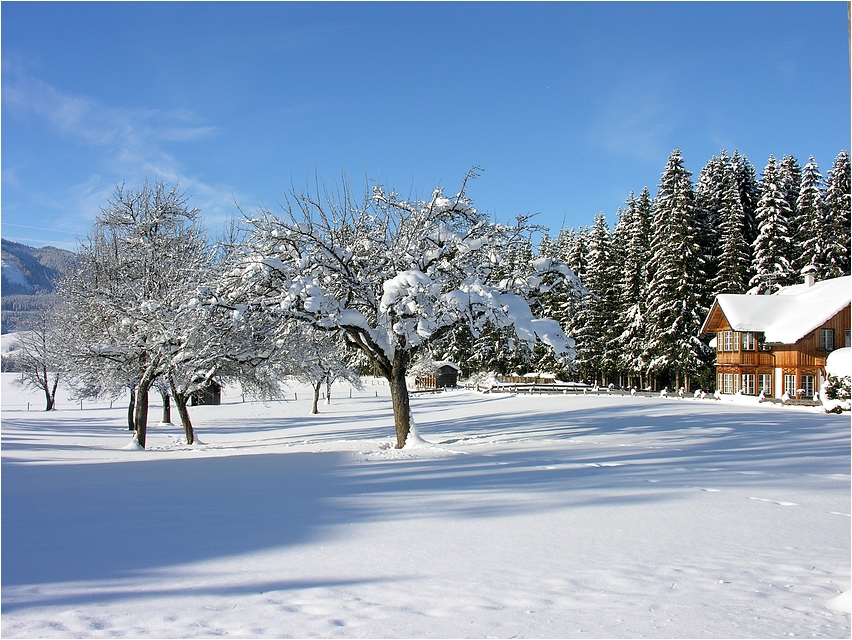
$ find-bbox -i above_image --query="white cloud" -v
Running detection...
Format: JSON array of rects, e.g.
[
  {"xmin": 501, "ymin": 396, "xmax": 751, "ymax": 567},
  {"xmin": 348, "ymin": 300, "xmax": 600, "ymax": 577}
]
[{"xmin": 2, "ymin": 68, "xmax": 249, "ymax": 239}]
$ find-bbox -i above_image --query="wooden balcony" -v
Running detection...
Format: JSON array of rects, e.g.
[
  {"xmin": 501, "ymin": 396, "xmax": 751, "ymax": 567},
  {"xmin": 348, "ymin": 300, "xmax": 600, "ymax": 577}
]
[{"xmin": 715, "ymin": 350, "xmax": 774, "ymax": 367}]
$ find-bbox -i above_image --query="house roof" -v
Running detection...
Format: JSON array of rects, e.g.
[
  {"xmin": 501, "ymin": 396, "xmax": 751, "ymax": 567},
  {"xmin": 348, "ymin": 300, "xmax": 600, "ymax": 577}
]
[
  {"xmin": 700, "ymin": 276, "xmax": 851, "ymax": 344},
  {"xmin": 433, "ymin": 360, "xmax": 461, "ymax": 371}
]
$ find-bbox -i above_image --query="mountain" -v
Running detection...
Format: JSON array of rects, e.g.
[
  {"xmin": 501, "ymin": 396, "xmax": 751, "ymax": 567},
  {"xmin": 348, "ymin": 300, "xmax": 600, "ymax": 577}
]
[{"xmin": 1, "ymin": 239, "xmax": 76, "ymax": 333}]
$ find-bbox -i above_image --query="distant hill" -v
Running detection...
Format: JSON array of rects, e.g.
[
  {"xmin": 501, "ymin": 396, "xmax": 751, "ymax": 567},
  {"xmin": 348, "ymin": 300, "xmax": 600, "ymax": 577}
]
[{"xmin": 1, "ymin": 239, "xmax": 76, "ymax": 334}]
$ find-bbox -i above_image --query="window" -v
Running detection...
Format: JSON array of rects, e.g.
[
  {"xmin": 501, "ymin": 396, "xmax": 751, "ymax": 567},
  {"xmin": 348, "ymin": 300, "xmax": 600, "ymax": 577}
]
[
  {"xmin": 784, "ymin": 374, "xmax": 797, "ymax": 397},
  {"xmin": 723, "ymin": 373, "xmax": 734, "ymax": 394},
  {"xmin": 846, "ymin": 329, "xmax": 850, "ymax": 347},
  {"xmin": 801, "ymin": 375, "xmax": 815, "ymax": 398},
  {"xmin": 717, "ymin": 373, "xmax": 722, "ymax": 391},
  {"xmin": 722, "ymin": 331, "xmax": 733, "ymax": 352},
  {"xmin": 819, "ymin": 329, "xmax": 834, "ymax": 351},
  {"xmin": 758, "ymin": 374, "xmax": 771, "ymax": 397},
  {"xmin": 742, "ymin": 374, "xmax": 755, "ymax": 395},
  {"xmin": 742, "ymin": 332, "xmax": 755, "ymax": 351}
]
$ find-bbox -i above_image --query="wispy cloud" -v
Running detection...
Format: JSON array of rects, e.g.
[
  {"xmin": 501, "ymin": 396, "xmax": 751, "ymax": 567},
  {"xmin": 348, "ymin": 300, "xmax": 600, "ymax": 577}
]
[
  {"xmin": 587, "ymin": 75, "xmax": 681, "ymax": 164},
  {"xmin": 2, "ymin": 66, "xmax": 249, "ymax": 240}
]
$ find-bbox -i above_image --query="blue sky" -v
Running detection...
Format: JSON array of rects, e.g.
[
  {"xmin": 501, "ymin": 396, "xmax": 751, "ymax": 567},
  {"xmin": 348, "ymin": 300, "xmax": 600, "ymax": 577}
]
[{"xmin": 2, "ymin": 2, "xmax": 850, "ymax": 249}]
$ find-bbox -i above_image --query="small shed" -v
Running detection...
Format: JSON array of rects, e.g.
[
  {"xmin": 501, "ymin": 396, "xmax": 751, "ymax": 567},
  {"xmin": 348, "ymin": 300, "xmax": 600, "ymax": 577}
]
[
  {"xmin": 416, "ymin": 361, "xmax": 461, "ymax": 389},
  {"xmin": 191, "ymin": 379, "xmax": 222, "ymax": 406}
]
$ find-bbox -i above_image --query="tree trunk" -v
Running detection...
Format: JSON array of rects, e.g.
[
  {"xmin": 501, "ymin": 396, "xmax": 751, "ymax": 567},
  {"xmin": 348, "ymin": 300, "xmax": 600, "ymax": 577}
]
[
  {"xmin": 325, "ymin": 375, "xmax": 332, "ymax": 405},
  {"xmin": 134, "ymin": 377, "xmax": 152, "ymax": 448},
  {"xmin": 160, "ymin": 388, "xmax": 172, "ymax": 424},
  {"xmin": 174, "ymin": 392, "xmax": 195, "ymax": 445},
  {"xmin": 389, "ymin": 359, "xmax": 412, "ymax": 449},
  {"xmin": 43, "ymin": 382, "xmax": 54, "ymax": 411},
  {"xmin": 127, "ymin": 385, "xmax": 136, "ymax": 430},
  {"xmin": 311, "ymin": 381, "xmax": 321, "ymax": 414},
  {"xmin": 167, "ymin": 374, "xmax": 195, "ymax": 444}
]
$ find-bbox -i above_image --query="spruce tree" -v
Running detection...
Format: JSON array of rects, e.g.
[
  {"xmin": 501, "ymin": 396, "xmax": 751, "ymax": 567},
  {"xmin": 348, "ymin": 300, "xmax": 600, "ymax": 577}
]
[
  {"xmin": 646, "ymin": 149, "xmax": 709, "ymax": 391},
  {"xmin": 712, "ymin": 159, "xmax": 750, "ymax": 295},
  {"xmin": 796, "ymin": 157, "xmax": 826, "ymax": 276},
  {"xmin": 750, "ymin": 155, "xmax": 795, "ymax": 293},
  {"xmin": 732, "ymin": 150, "xmax": 760, "ymax": 246},
  {"xmin": 695, "ymin": 153, "xmax": 725, "ymax": 291},
  {"xmin": 573, "ymin": 212, "xmax": 615, "ymax": 384},
  {"xmin": 616, "ymin": 190, "xmax": 653, "ymax": 388},
  {"xmin": 780, "ymin": 155, "xmax": 802, "ymax": 225},
  {"xmin": 823, "ymin": 150, "xmax": 851, "ymax": 277}
]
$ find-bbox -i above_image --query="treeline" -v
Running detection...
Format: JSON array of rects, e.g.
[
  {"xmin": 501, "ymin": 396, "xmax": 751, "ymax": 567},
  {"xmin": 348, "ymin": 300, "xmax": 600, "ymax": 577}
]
[{"xmin": 434, "ymin": 149, "xmax": 851, "ymax": 391}]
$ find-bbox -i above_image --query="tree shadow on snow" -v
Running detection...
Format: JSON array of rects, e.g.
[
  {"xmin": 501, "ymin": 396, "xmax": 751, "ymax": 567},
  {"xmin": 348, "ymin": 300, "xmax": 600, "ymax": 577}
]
[{"xmin": 2, "ymin": 394, "xmax": 848, "ymax": 612}]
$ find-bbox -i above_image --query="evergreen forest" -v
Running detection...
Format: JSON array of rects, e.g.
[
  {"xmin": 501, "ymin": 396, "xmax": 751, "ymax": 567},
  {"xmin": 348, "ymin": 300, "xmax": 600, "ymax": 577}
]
[{"xmin": 434, "ymin": 149, "xmax": 851, "ymax": 392}]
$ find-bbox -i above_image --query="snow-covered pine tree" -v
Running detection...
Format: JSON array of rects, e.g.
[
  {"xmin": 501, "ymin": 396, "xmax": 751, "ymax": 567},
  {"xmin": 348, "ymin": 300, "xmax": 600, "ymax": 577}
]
[
  {"xmin": 538, "ymin": 231, "xmax": 555, "ymax": 260},
  {"xmin": 646, "ymin": 149, "xmax": 710, "ymax": 391},
  {"xmin": 732, "ymin": 150, "xmax": 760, "ymax": 247},
  {"xmin": 707, "ymin": 153, "xmax": 750, "ymax": 295},
  {"xmin": 796, "ymin": 157, "xmax": 827, "ymax": 277},
  {"xmin": 823, "ymin": 150, "xmax": 851, "ymax": 277},
  {"xmin": 572, "ymin": 212, "xmax": 617, "ymax": 384},
  {"xmin": 562, "ymin": 226, "xmax": 590, "ymax": 283},
  {"xmin": 695, "ymin": 153, "xmax": 725, "ymax": 292},
  {"xmin": 616, "ymin": 189, "xmax": 653, "ymax": 388},
  {"xmin": 750, "ymin": 155, "xmax": 795, "ymax": 294},
  {"xmin": 780, "ymin": 155, "xmax": 802, "ymax": 228}
]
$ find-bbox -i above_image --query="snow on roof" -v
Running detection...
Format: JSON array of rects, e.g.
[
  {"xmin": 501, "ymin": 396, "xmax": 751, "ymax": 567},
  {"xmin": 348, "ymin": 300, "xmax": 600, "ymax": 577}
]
[
  {"xmin": 826, "ymin": 348, "xmax": 851, "ymax": 378},
  {"xmin": 705, "ymin": 276, "xmax": 851, "ymax": 344},
  {"xmin": 433, "ymin": 360, "xmax": 461, "ymax": 371}
]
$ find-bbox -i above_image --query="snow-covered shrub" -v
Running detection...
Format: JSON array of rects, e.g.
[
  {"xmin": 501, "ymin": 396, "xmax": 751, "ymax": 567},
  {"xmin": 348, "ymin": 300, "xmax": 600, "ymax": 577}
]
[
  {"xmin": 467, "ymin": 370, "xmax": 499, "ymax": 392},
  {"xmin": 820, "ymin": 376, "xmax": 851, "ymax": 413}
]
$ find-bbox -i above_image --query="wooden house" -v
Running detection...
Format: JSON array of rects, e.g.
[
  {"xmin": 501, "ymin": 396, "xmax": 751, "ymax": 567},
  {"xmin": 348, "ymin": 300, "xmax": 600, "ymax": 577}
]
[
  {"xmin": 700, "ymin": 275, "xmax": 851, "ymax": 399},
  {"xmin": 415, "ymin": 361, "xmax": 460, "ymax": 390}
]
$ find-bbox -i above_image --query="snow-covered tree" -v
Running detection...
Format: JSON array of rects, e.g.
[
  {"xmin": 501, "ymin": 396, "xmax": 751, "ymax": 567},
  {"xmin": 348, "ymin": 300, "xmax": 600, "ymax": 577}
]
[
  {"xmin": 10, "ymin": 306, "xmax": 64, "ymax": 410},
  {"xmin": 59, "ymin": 182, "xmax": 213, "ymax": 447},
  {"xmin": 732, "ymin": 150, "xmax": 760, "ymax": 246},
  {"xmin": 750, "ymin": 156, "xmax": 795, "ymax": 294},
  {"xmin": 823, "ymin": 150, "xmax": 851, "ymax": 277},
  {"xmin": 572, "ymin": 211, "xmax": 618, "ymax": 384},
  {"xmin": 796, "ymin": 157, "xmax": 827, "ymax": 276},
  {"xmin": 779, "ymin": 155, "xmax": 802, "ymax": 227},
  {"xmin": 286, "ymin": 324, "xmax": 362, "ymax": 414},
  {"xmin": 217, "ymin": 171, "xmax": 574, "ymax": 448},
  {"xmin": 615, "ymin": 189, "xmax": 653, "ymax": 387},
  {"xmin": 646, "ymin": 149, "xmax": 710, "ymax": 390},
  {"xmin": 704, "ymin": 153, "xmax": 750, "ymax": 296}
]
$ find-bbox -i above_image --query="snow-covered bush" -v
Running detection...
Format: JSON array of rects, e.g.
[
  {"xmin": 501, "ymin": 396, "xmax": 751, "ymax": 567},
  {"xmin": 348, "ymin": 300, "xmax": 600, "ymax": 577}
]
[
  {"xmin": 820, "ymin": 376, "xmax": 851, "ymax": 413},
  {"xmin": 468, "ymin": 370, "xmax": 500, "ymax": 392}
]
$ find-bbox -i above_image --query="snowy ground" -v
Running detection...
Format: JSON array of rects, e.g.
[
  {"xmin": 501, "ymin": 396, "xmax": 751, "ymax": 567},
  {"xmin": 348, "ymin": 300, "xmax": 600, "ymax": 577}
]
[{"xmin": 2, "ymin": 373, "xmax": 850, "ymax": 638}]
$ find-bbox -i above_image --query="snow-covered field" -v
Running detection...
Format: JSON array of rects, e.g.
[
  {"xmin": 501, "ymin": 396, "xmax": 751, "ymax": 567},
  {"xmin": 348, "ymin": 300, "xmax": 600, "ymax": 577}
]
[{"xmin": 2, "ymin": 372, "xmax": 850, "ymax": 638}]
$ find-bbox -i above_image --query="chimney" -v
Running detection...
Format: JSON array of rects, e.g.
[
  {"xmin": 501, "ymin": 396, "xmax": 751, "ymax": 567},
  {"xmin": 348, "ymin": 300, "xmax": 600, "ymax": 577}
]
[{"xmin": 801, "ymin": 264, "xmax": 817, "ymax": 288}]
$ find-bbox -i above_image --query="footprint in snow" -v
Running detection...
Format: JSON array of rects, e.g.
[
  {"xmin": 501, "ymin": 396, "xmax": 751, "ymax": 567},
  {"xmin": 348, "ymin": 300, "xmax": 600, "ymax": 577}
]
[{"xmin": 749, "ymin": 497, "xmax": 799, "ymax": 506}]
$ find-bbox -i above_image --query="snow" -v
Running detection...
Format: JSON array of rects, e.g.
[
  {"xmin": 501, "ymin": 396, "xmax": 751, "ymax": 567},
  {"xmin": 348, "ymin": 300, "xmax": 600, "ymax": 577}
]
[
  {"xmin": 826, "ymin": 348, "xmax": 852, "ymax": 378},
  {"xmin": 2, "ymin": 373, "xmax": 849, "ymax": 638},
  {"xmin": 706, "ymin": 275, "xmax": 851, "ymax": 343},
  {"xmin": 1, "ymin": 259, "xmax": 32, "ymax": 291}
]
